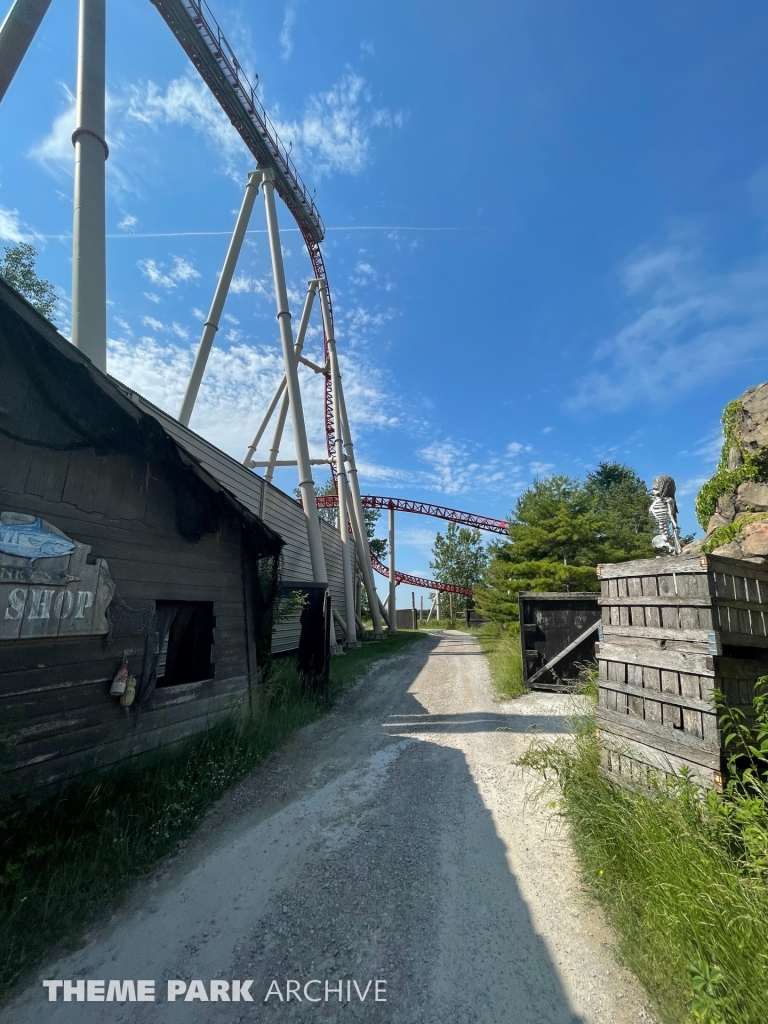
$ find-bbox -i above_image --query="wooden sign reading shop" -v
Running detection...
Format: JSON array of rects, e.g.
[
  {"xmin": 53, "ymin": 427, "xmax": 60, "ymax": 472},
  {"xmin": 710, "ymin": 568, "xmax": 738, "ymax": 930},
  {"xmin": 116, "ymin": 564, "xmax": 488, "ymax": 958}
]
[{"xmin": 0, "ymin": 512, "xmax": 114, "ymax": 640}]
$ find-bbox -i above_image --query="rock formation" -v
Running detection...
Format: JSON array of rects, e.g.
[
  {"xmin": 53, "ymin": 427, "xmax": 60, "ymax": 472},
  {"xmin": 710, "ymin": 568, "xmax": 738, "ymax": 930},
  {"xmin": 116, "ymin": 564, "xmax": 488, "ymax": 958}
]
[{"xmin": 684, "ymin": 382, "xmax": 768, "ymax": 564}]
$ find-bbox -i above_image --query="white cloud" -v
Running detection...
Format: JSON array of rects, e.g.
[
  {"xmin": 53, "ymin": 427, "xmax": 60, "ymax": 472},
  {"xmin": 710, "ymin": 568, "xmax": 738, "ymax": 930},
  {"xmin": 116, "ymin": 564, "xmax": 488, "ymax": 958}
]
[
  {"xmin": 137, "ymin": 256, "xmax": 200, "ymax": 289},
  {"xmin": 274, "ymin": 72, "xmax": 403, "ymax": 177},
  {"xmin": 677, "ymin": 475, "xmax": 710, "ymax": 497},
  {"xmin": 279, "ymin": 3, "xmax": 297, "ymax": 60},
  {"xmin": 350, "ymin": 260, "xmax": 377, "ymax": 286},
  {"xmin": 529, "ymin": 461, "xmax": 555, "ymax": 476},
  {"xmin": 0, "ymin": 205, "xmax": 32, "ymax": 243},
  {"xmin": 28, "ymin": 85, "xmax": 76, "ymax": 174},
  {"xmin": 569, "ymin": 230, "xmax": 768, "ymax": 413},
  {"xmin": 113, "ymin": 316, "xmax": 132, "ymax": 335},
  {"xmin": 507, "ymin": 441, "xmax": 532, "ymax": 455},
  {"xmin": 140, "ymin": 315, "xmax": 191, "ymax": 341},
  {"xmin": 126, "ymin": 77, "xmax": 241, "ymax": 160},
  {"xmin": 230, "ymin": 274, "xmax": 270, "ymax": 296},
  {"xmin": 144, "ymin": 291, "xmax": 161, "ymax": 304},
  {"xmin": 118, "ymin": 214, "xmax": 138, "ymax": 230}
]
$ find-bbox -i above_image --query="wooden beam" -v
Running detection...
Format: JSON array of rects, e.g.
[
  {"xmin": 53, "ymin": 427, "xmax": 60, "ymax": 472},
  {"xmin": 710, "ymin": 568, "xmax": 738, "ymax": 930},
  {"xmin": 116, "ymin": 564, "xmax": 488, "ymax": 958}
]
[
  {"xmin": 597, "ymin": 641, "xmax": 713, "ymax": 676},
  {"xmin": 598, "ymin": 680, "xmax": 716, "ymax": 715},
  {"xmin": 526, "ymin": 619, "xmax": 600, "ymax": 688}
]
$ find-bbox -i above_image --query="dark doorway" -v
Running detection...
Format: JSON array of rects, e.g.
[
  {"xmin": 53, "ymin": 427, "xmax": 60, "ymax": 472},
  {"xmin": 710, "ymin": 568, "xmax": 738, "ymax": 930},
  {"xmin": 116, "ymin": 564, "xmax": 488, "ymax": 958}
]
[{"xmin": 155, "ymin": 601, "xmax": 214, "ymax": 687}]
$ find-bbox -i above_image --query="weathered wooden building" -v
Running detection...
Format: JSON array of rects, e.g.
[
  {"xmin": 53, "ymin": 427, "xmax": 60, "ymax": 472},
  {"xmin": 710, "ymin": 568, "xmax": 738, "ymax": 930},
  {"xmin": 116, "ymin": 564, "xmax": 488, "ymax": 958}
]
[{"xmin": 0, "ymin": 279, "xmax": 351, "ymax": 794}]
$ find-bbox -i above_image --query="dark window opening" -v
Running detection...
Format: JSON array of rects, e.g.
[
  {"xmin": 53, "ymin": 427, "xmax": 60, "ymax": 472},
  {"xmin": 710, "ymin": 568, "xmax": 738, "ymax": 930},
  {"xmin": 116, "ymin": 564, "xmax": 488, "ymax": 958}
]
[{"xmin": 155, "ymin": 601, "xmax": 215, "ymax": 687}]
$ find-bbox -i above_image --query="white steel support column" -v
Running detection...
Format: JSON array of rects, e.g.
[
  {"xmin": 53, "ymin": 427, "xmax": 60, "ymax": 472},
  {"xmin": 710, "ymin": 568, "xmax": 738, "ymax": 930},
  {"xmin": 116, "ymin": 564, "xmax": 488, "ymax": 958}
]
[
  {"xmin": 388, "ymin": 507, "xmax": 397, "ymax": 635},
  {"xmin": 242, "ymin": 378, "xmax": 286, "ymax": 466},
  {"xmin": 325, "ymin": 296, "xmax": 358, "ymax": 644},
  {"xmin": 71, "ymin": 0, "xmax": 107, "ymax": 372},
  {"xmin": 262, "ymin": 170, "xmax": 327, "ymax": 584},
  {"xmin": 335, "ymin": 472, "xmax": 359, "ymax": 647},
  {"xmin": 263, "ymin": 283, "xmax": 317, "ymax": 483},
  {"xmin": 0, "ymin": 0, "xmax": 54, "ymax": 104},
  {"xmin": 179, "ymin": 171, "xmax": 260, "ymax": 426},
  {"xmin": 316, "ymin": 280, "xmax": 383, "ymax": 637}
]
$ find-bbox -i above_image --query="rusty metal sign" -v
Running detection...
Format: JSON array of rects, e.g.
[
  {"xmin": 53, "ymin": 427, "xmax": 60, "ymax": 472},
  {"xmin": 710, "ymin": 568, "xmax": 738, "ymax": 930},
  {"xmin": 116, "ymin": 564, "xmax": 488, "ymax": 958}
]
[{"xmin": 0, "ymin": 512, "xmax": 114, "ymax": 640}]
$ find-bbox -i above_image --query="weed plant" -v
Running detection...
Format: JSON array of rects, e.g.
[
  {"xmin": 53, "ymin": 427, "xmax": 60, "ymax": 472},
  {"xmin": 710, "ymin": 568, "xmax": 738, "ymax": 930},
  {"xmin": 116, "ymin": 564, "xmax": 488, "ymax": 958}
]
[
  {"xmin": 0, "ymin": 630, "xmax": 424, "ymax": 999},
  {"xmin": 474, "ymin": 622, "xmax": 526, "ymax": 699},
  {"xmin": 518, "ymin": 682, "xmax": 768, "ymax": 1024}
]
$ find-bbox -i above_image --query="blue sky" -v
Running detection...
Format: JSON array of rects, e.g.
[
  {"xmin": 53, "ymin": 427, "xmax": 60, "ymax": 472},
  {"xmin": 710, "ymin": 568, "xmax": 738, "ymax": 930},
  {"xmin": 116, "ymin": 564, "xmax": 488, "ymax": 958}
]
[{"xmin": 2, "ymin": 0, "xmax": 768, "ymax": 597}]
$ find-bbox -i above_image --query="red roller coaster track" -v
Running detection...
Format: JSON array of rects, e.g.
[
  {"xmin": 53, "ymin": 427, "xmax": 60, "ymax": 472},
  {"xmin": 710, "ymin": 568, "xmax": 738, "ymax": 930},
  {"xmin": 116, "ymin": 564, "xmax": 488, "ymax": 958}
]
[{"xmin": 316, "ymin": 495, "xmax": 508, "ymax": 595}]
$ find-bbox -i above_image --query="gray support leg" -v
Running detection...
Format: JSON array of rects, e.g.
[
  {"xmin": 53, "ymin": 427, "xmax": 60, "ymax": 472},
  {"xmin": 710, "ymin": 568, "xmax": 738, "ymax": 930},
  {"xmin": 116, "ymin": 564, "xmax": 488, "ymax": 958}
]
[
  {"xmin": 0, "ymin": 0, "xmax": 54, "ymax": 104},
  {"xmin": 71, "ymin": 0, "xmax": 107, "ymax": 372}
]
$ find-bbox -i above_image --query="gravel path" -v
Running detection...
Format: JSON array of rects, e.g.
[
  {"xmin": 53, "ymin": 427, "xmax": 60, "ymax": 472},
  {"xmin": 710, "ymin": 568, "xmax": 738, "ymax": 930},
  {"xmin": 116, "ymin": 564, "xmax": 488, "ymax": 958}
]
[{"xmin": 1, "ymin": 630, "xmax": 654, "ymax": 1023}]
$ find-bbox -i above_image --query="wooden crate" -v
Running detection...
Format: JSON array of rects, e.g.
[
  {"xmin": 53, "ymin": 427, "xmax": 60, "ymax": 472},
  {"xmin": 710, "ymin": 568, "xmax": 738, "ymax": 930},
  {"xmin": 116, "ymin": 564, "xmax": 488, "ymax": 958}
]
[{"xmin": 595, "ymin": 553, "xmax": 768, "ymax": 789}]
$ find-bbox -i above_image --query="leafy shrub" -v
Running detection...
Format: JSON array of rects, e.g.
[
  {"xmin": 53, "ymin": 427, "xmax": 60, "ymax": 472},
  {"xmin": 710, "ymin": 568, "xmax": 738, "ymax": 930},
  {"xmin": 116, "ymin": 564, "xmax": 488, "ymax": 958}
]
[{"xmin": 695, "ymin": 400, "xmax": 768, "ymax": 530}]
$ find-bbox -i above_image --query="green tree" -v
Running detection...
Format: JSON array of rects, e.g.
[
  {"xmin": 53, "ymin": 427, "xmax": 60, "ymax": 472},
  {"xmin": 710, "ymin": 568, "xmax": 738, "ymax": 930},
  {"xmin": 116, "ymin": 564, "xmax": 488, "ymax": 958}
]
[
  {"xmin": 0, "ymin": 243, "xmax": 57, "ymax": 321},
  {"xmin": 583, "ymin": 461, "xmax": 655, "ymax": 562},
  {"xmin": 475, "ymin": 464, "xmax": 656, "ymax": 625},
  {"xmin": 429, "ymin": 522, "xmax": 488, "ymax": 614}
]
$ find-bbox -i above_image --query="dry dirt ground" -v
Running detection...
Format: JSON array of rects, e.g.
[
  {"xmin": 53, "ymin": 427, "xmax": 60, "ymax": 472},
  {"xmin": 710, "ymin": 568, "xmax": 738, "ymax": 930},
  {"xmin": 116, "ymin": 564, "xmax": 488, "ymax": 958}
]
[{"xmin": 1, "ymin": 630, "xmax": 655, "ymax": 1024}]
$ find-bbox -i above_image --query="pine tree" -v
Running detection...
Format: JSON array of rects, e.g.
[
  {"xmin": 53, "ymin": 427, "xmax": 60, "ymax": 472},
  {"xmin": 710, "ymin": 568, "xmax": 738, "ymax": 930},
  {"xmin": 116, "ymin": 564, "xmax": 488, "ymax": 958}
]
[{"xmin": 475, "ymin": 464, "xmax": 656, "ymax": 625}]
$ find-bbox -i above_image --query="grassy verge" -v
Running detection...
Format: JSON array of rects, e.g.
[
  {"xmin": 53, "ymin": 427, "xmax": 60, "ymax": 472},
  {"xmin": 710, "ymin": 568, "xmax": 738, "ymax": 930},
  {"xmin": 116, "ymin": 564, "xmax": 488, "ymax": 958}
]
[
  {"xmin": 519, "ymin": 694, "xmax": 768, "ymax": 1024},
  {"xmin": 417, "ymin": 618, "xmax": 467, "ymax": 631},
  {"xmin": 0, "ymin": 630, "xmax": 425, "ymax": 999},
  {"xmin": 474, "ymin": 622, "xmax": 526, "ymax": 699}
]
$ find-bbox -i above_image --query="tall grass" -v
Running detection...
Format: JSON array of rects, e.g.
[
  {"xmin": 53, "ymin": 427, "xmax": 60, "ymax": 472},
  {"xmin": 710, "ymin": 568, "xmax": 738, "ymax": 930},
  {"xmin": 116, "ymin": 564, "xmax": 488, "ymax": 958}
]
[
  {"xmin": 519, "ymin": 689, "xmax": 768, "ymax": 1024},
  {"xmin": 0, "ymin": 630, "xmax": 424, "ymax": 999},
  {"xmin": 474, "ymin": 622, "xmax": 526, "ymax": 699}
]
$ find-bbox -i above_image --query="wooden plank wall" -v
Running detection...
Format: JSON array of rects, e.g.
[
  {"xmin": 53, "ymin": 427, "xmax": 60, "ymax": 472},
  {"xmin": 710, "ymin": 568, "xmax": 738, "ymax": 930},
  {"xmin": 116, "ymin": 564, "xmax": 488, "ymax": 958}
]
[
  {"xmin": 0, "ymin": 434, "xmax": 252, "ymax": 794},
  {"xmin": 596, "ymin": 555, "xmax": 768, "ymax": 788}
]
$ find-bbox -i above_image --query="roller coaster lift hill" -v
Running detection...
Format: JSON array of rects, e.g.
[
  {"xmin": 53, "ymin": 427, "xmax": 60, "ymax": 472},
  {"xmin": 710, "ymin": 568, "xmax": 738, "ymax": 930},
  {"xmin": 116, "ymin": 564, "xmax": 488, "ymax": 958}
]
[{"xmin": 0, "ymin": 0, "xmax": 509, "ymax": 643}]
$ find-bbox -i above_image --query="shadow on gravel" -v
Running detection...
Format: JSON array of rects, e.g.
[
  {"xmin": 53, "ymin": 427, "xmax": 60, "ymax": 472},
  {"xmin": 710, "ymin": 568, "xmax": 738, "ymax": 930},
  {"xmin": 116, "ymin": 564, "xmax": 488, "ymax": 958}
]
[{"xmin": 0, "ymin": 632, "xmax": 587, "ymax": 1024}]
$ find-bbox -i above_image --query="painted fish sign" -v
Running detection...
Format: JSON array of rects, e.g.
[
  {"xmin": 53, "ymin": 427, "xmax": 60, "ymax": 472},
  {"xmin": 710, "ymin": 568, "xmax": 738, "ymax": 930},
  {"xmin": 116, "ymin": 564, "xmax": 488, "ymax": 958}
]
[{"xmin": 0, "ymin": 512, "xmax": 114, "ymax": 640}]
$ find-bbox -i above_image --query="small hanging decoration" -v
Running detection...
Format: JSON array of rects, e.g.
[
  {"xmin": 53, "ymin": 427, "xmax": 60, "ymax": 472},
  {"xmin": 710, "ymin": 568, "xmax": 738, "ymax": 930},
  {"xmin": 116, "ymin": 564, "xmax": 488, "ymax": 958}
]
[
  {"xmin": 120, "ymin": 676, "xmax": 137, "ymax": 708},
  {"xmin": 110, "ymin": 654, "xmax": 129, "ymax": 696}
]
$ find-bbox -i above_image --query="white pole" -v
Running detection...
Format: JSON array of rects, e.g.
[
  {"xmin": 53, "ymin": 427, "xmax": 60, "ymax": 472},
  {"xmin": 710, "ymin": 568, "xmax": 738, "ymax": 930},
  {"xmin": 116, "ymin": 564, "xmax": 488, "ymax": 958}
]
[
  {"xmin": 316, "ymin": 280, "xmax": 384, "ymax": 638},
  {"xmin": 264, "ymin": 393, "xmax": 289, "ymax": 484},
  {"xmin": 71, "ymin": 0, "xmax": 107, "ymax": 372},
  {"xmin": 340, "ymin": 473, "xmax": 361, "ymax": 645},
  {"xmin": 179, "ymin": 171, "xmax": 260, "ymax": 426},
  {"xmin": 262, "ymin": 169, "xmax": 326, "ymax": 584},
  {"xmin": 242, "ymin": 377, "xmax": 286, "ymax": 466},
  {"xmin": 243, "ymin": 281, "xmax": 317, "ymax": 468},
  {"xmin": 329, "ymin": 344, "xmax": 359, "ymax": 647},
  {"xmin": 388, "ymin": 506, "xmax": 397, "ymax": 635},
  {"xmin": 325, "ymin": 321, "xmax": 358, "ymax": 644},
  {"xmin": 0, "ymin": 0, "xmax": 54, "ymax": 104},
  {"xmin": 262, "ymin": 282, "xmax": 317, "ymax": 482}
]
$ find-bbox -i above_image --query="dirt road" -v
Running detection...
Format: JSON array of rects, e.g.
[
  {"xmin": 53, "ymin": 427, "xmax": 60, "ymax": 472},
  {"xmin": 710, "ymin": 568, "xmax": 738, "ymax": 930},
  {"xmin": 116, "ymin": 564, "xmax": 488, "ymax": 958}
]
[{"xmin": 2, "ymin": 631, "xmax": 653, "ymax": 1023}]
